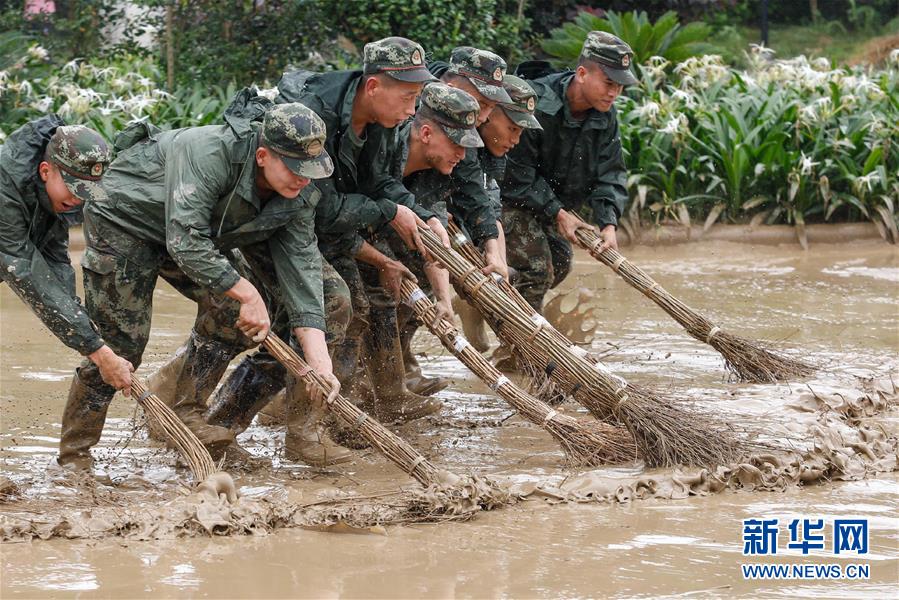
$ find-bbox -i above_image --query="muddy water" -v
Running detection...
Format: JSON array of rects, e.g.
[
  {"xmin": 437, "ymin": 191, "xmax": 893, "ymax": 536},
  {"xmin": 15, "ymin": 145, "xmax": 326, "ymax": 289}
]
[{"xmin": 2, "ymin": 239, "xmax": 898, "ymax": 598}]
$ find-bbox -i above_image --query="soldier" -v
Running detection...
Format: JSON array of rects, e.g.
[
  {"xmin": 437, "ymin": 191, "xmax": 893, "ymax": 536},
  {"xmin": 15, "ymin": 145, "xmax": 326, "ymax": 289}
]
[
  {"xmin": 450, "ymin": 74, "xmax": 544, "ymax": 352},
  {"xmin": 501, "ymin": 31, "xmax": 636, "ymax": 312},
  {"xmin": 0, "ymin": 117, "xmax": 135, "ymax": 446},
  {"xmin": 359, "ymin": 82, "xmax": 484, "ymax": 415},
  {"xmin": 58, "ymin": 102, "xmax": 345, "ymax": 471},
  {"xmin": 201, "ymin": 36, "xmax": 450, "ymax": 437}
]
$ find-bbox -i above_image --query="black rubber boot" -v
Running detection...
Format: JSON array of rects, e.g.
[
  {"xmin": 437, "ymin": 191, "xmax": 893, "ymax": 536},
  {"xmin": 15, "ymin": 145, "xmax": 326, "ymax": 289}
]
[{"xmin": 205, "ymin": 352, "xmax": 287, "ymax": 434}]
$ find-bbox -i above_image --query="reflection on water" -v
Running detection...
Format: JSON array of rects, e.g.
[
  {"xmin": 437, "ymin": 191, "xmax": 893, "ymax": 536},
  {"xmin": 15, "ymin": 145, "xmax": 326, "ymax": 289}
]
[{"xmin": 1, "ymin": 239, "xmax": 897, "ymax": 598}]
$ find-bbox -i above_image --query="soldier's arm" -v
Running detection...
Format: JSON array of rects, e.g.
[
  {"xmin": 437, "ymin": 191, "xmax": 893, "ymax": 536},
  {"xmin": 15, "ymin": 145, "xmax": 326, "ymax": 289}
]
[
  {"xmin": 501, "ymin": 128, "xmax": 563, "ymax": 223},
  {"xmin": 314, "ymin": 177, "xmax": 396, "ymax": 233},
  {"xmin": 270, "ymin": 196, "xmax": 327, "ymax": 332},
  {"xmin": 163, "ymin": 135, "xmax": 242, "ymax": 294},
  {"xmin": 585, "ymin": 114, "xmax": 628, "ymax": 229},
  {"xmin": 0, "ymin": 182, "xmax": 104, "ymax": 355},
  {"xmin": 449, "ymin": 150, "xmax": 499, "ymax": 245}
]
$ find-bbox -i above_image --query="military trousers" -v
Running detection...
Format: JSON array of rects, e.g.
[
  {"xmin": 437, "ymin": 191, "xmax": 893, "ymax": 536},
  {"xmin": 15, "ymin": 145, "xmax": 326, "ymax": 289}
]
[{"xmin": 501, "ymin": 206, "xmax": 573, "ymax": 312}]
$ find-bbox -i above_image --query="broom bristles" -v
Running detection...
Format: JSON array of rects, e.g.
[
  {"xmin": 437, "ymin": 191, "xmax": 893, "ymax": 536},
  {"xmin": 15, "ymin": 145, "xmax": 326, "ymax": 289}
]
[
  {"xmin": 573, "ymin": 228, "xmax": 815, "ymax": 383},
  {"xmin": 131, "ymin": 377, "xmax": 216, "ymax": 482},
  {"xmin": 401, "ymin": 279, "xmax": 636, "ymax": 466},
  {"xmin": 421, "ymin": 225, "xmax": 750, "ymax": 468},
  {"xmin": 261, "ymin": 335, "xmax": 444, "ymax": 487}
]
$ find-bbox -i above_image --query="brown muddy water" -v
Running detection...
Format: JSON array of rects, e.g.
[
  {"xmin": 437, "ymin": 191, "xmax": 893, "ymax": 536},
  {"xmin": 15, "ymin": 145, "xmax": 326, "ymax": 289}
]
[{"xmin": 2, "ymin": 239, "xmax": 898, "ymax": 598}]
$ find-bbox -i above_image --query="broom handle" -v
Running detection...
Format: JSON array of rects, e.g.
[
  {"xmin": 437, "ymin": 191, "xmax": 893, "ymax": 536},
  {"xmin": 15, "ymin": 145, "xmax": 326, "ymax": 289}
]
[
  {"xmin": 259, "ymin": 334, "xmax": 442, "ymax": 487},
  {"xmin": 131, "ymin": 376, "xmax": 216, "ymax": 482}
]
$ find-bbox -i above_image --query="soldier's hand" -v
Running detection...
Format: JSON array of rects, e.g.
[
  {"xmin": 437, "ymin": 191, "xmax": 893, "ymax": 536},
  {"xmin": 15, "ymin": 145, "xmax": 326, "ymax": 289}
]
[
  {"xmin": 226, "ymin": 278, "xmax": 271, "ymax": 342},
  {"xmin": 89, "ymin": 345, "xmax": 134, "ymax": 395},
  {"xmin": 598, "ymin": 224, "xmax": 619, "ymax": 252},
  {"xmin": 556, "ymin": 209, "xmax": 594, "ymax": 244},
  {"xmin": 433, "ymin": 297, "xmax": 455, "ymax": 326},
  {"xmin": 390, "ymin": 204, "xmax": 428, "ymax": 257},
  {"xmin": 378, "ymin": 259, "xmax": 417, "ymax": 301},
  {"xmin": 481, "ymin": 238, "xmax": 509, "ymax": 280},
  {"xmin": 426, "ymin": 217, "xmax": 451, "ymax": 250},
  {"xmin": 307, "ymin": 371, "xmax": 341, "ymax": 406}
]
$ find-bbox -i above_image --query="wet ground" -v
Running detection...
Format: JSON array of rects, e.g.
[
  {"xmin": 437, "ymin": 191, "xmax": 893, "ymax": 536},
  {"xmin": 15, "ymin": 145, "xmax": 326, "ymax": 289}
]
[{"xmin": 2, "ymin": 238, "xmax": 898, "ymax": 598}]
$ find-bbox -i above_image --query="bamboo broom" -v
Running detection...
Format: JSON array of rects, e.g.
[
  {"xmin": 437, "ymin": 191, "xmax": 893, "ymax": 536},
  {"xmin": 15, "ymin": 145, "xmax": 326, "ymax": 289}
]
[
  {"xmin": 573, "ymin": 227, "xmax": 815, "ymax": 383},
  {"xmin": 260, "ymin": 334, "xmax": 444, "ymax": 487},
  {"xmin": 419, "ymin": 226, "xmax": 749, "ymax": 468},
  {"xmin": 400, "ymin": 279, "xmax": 636, "ymax": 466},
  {"xmin": 131, "ymin": 376, "xmax": 216, "ymax": 482},
  {"xmin": 447, "ymin": 222, "xmax": 583, "ymax": 401}
]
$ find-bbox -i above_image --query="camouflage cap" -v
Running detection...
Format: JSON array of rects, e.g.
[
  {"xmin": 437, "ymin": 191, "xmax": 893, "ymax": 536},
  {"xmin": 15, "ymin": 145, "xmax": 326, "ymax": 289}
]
[
  {"xmin": 580, "ymin": 31, "xmax": 638, "ymax": 86},
  {"xmin": 419, "ymin": 83, "xmax": 483, "ymax": 148},
  {"xmin": 46, "ymin": 125, "xmax": 111, "ymax": 206},
  {"xmin": 363, "ymin": 36, "xmax": 437, "ymax": 83},
  {"xmin": 261, "ymin": 103, "xmax": 334, "ymax": 179},
  {"xmin": 447, "ymin": 46, "xmax": 513, "ymax": 104},
  {"xmin": 498, "ymin": 75, "xmax": 542, "ymax": 130}
]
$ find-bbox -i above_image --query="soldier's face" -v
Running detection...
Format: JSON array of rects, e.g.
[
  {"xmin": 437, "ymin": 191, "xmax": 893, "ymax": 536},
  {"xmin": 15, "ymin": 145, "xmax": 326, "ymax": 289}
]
[
  {"xmin": 39, "ymin": 161, "xmax": 82, "ymax": 213},
  {"xmin": 422, "ymin": 124, "xmax": 466, "ymax": 175},
  {"xmin": 479, "ymin": 109, "xmax": 523, "ymax": 157},
  {"xmin": 577, "ymin": 64, "xmax": 623, "ymax": 112},
  {"xmin": 367, "ymin": 77, "xmax": 424, "ymax": 128},
  {"xmin": 257, "ymin": 148, "xmax": 310, "ymax": 198}
]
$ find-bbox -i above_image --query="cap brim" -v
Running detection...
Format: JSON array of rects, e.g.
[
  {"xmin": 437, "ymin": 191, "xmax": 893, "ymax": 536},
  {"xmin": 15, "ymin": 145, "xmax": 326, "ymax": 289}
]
[
  {"xmin": 600, "ymin": 65, "xmax": 639, "ymax": 86},
  {"xmin": 501, "ymin": 108, "xmax": 543, "ymax": 130},
  {"xmin": 385, "ymin": 67, "xmax": 438, "ymax": 83},
  {"xmin": 61, "ymin": 172, "xmax": 109, "ymax": 204},
  {"xmin": 440, "ymin": 124, "xmax": 484, "ymax": 148},
  {"xmin": 470, "ymin": 78, "xmax": 513, "ymax": 103},
  {"xmin": 280, "ymin": 151, "xmax": 335, "ymax": 179}
]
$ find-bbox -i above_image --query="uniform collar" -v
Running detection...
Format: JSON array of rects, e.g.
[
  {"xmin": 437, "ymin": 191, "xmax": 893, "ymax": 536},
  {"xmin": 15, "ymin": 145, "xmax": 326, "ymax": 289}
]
[{"xmin": 340, "ymin": 75, "xmax": 362, "ymax": 135}]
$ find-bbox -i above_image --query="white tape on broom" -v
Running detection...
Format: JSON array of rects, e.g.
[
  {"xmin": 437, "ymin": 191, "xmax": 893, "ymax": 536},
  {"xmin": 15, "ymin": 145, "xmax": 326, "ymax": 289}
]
[
  {"xmin": 542, "ymin": 409, "xmax": 559, "ymax": 424},
  {"xmin": 706, "ymin": 326, "xmax": 721, "ymax": 343},
  {"xmin": 491, "ymin": 376, "xmax": 510, "ymax": 391},
  {"xmin": 569, "ymin": 345, "xmax": 589, "ymax": 358},
  {"xmin": 454, "ymin": 233, "xmax": 468, "ymax": 246},
  {"xmin": 453, "ymin": 335, "xmax": 470, "ymax": 353},
  {"xmin": 406, "ymin": 288, "xmax": 427, "ymax": 306},
  {"xmin": 530, "ymin": 314, "xmax": 550, "ymax": 328}
]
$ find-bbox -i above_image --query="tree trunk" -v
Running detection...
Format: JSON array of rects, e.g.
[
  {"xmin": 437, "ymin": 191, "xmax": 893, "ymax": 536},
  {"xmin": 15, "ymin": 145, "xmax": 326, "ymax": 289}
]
[
  {"xmin": 165, "ymin": 3, "xmax": 175, "ymax": 91},
  {"xmin": 810, "ymin": 0, "xmax": 819, "ymax": 22}
]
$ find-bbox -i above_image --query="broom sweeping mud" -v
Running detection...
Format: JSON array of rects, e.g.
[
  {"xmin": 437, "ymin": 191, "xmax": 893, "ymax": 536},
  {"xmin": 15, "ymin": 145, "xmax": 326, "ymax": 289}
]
[
  {"xmin": 419, "ymin": 225, "xmax": 751, "ymax": 468},
  {"xmin": 400, "ymin": 279, "xmax": 635, "ymax": 467},
  {"xmin": 260, "ymin": 334, "xmax": 446, "ymax": 487},
  {"xmin": 573, "ymin": 227, "xmax": 815, "ymax": 383},
  {"xmin": 130, "ymin": 376, "xmax": 216, "ymax": 482}
]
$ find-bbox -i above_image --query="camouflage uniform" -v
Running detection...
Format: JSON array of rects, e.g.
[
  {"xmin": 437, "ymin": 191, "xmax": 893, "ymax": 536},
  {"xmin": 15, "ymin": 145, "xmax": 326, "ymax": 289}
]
[
  {"xmin": 205, "ymin": 38, "xmax": 439, "ymax": 431},
  {"xmin": 0, "ymin": 117, "xmax": 111, "ymax": 355},
  {"xmin": 502, "ymin": 32, "xmax": 635, "ymax": 311},
  {"xmin": 59, "ymin": 102, "xmax": 339, "ymax": 469}
]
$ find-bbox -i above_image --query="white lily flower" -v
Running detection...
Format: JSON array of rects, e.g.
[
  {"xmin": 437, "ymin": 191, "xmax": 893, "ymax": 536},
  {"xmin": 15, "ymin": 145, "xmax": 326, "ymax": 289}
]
[
  {"xmin": 30, "ymin": 97, "xmax": 53, "ymax": 112},
  {"xmin": 27, "ymin": 45, "xmax": 49, "ymax": 61},
  {"xmin": 799, "ymin": 152, "xmax": 819, "ymax": 176}
]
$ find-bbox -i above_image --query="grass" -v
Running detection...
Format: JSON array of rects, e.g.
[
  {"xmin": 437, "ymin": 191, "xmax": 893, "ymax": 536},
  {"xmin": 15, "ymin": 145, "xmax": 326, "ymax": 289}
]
[{"xmin": 712, "ymin": 18, "xmax": 899, "ymax": 66}]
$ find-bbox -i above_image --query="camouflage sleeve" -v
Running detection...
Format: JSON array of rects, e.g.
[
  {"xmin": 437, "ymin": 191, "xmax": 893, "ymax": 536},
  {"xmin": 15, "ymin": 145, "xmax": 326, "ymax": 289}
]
[
  {"xmin": 0, "ymin": 183, "xmax": 103, "ymax": 355},
  {"xmin": 313, "ymin": 177, "xmax": 394, "ymax": 233},
  {"xmin": 585, "ymin": 115, "xmax": 627, "ymax": 229},
  {"xmin": 501, "ymin": 128, "xmax": 563, "ymax": 223},
  {"xmin": 270, "ymin": 195, "xmax": 326, "ymax": 331},
  {"xmin": 163, "ymin": 134, "xmax": 242, "ymax": 295},
  {"xmin": 449, "ymin": 150, "xmax": 499, "ymax": 245}
]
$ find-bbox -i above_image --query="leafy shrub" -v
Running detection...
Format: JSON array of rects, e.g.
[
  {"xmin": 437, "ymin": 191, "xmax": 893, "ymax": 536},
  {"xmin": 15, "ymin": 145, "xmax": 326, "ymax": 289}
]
[{"xmin": 541, "ymin": 10, "xmax": 717, "ymax": 68}]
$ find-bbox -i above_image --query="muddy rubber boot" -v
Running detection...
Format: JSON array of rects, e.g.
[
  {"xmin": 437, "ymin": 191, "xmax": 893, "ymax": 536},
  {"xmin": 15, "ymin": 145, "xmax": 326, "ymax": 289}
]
[
  {"xmin": 168, "ymin": 332, "xmax": 238, "ymax": 456},
  {"xmin": 204, "ymin": 353, "xmax": 286, "ymax": 434},
  {"xmin": 453, "ymin": 294, "xmax": 490, "ymax": 352},
  {"xmin": 283, "ymin": 376, "xmax": 353, "ymax": 467},
  {"xmin": 363, "ymin": 306, "xmax": 442, "ymax": 423},
  {"xmin": 399, "ymin": 318, "xmax": 449, "ymax": 397},
  {"xmin": 58, "ymin": 372, "xmax": 114, "ymax": 471}
]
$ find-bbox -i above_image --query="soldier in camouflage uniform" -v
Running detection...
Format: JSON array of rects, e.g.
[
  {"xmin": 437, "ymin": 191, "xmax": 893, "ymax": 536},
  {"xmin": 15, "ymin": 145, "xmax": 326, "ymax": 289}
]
[
  {"xmin": 361, "ymin": 83, "xmax": 484, "ymax": 400},
  {"xmin": 501, "ymin": 31, "xmax": 637, "ymax": 312},
  {"xmin": 59, "ymin": 103, "xmax": 347, "ymax": 471},
  {"xmin": 449, "ymin": 74, "xmax": 544, "ymax": 352},
  {"xmin": 0, "ymin": 118, "xmax": 135, "ymax": 443},
  {"xmin": 202, "ymin": 37, "xmax": 451, "ymax": 432}
]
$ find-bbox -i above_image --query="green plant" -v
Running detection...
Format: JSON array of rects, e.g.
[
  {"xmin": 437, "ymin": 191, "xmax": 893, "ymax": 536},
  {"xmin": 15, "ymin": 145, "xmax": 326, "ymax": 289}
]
[{"xmin": 541, "ymin": 10, "xmax": 717, "ymax": 68}]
